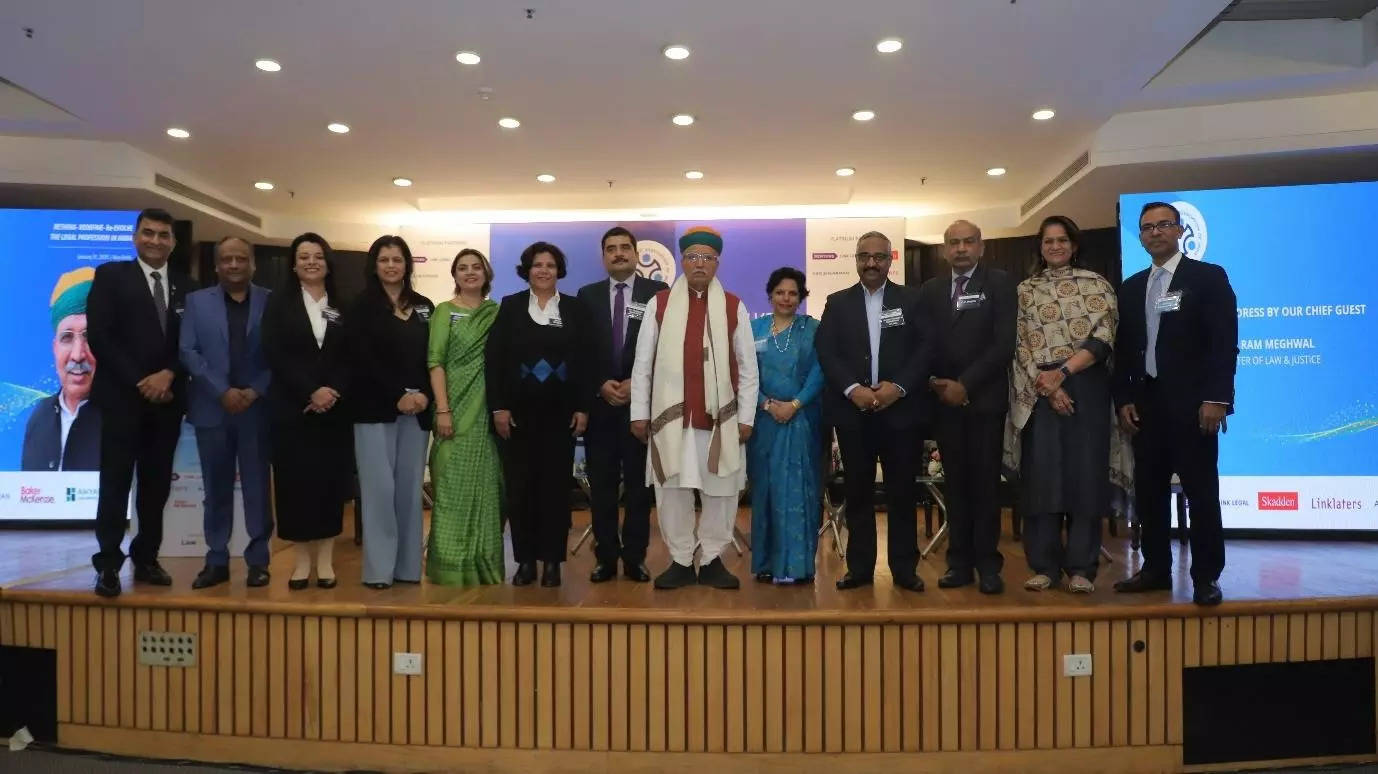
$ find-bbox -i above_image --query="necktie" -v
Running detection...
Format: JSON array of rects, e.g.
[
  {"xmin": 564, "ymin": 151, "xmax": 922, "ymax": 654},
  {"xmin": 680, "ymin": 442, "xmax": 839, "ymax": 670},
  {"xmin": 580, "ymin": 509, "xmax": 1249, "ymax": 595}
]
[
  {"xmin": 150, "ymin": 270, "xmax": 168, "ymax": 334},
  {"xmin": 1145, "ymin": 267, "xmax": 1166, "ymax": 378},
  {"xmin": 951, "ymin": 275, "xmax": 968, "ymax": 312},
  {"xmin": 611, "ymin": 282, "xmax": 627, "ymax": 361}
]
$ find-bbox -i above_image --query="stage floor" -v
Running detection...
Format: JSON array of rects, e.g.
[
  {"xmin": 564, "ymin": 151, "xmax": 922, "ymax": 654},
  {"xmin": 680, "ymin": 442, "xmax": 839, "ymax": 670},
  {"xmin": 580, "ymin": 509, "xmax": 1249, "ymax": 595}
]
[{"xmin": 4, "ymin": 509, "xmax": 1377, "ymax": 620}]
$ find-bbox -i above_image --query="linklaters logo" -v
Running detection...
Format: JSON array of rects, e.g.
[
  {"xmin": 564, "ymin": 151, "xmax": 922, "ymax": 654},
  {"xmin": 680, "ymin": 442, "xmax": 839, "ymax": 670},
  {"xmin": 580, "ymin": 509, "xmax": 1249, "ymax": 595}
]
[
  {"xmin": 1171, "ymin": 200, "xmax": 1207, "ymax": 261},
  {"xmin": 1257, "ymin": 491, "xmax": 1298, "ymax": 511}
]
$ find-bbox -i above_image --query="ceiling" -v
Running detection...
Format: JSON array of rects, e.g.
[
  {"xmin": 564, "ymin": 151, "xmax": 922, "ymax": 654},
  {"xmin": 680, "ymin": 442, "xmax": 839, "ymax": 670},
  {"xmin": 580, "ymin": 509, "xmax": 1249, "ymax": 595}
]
[{"xmin": 0, "ymin": 0, "xmax": 1232, "ymax": 225}]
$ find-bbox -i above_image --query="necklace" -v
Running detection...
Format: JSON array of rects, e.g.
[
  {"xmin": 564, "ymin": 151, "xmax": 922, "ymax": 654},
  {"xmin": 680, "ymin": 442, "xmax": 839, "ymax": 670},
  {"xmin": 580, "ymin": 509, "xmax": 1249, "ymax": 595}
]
[{"xmin": 771, "ymin": 317, "xmax": 794, "ymax": 353}]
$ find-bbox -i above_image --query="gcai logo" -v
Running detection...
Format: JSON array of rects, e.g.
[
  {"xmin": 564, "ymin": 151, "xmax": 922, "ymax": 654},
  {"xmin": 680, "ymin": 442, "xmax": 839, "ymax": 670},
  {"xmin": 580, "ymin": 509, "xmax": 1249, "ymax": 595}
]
[
  {"xmin": 66, "ymin": 487, "xmax": 76, "ymax": 502},
  {"xmin": 636, "ymin": 240, "xmax": 676, "ymax": 285},
  {"xmin": 1257, "ymin": 491, "xmax": 1299, "ymax": 511},
  {"xmin": 1171, "ymin": 200, "xmax": 1207, "ymax": 261}
]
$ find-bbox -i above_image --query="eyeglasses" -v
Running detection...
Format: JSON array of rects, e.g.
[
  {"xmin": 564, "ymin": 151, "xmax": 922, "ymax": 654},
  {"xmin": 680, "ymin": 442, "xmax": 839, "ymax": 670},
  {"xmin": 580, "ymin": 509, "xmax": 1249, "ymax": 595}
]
[
  {"xmin": 56, "ymin": 330, "xmax": 89, "ymax": 345},
  {"xmin": 856, "ymin": 252, "xmax": 891, "ymax": 264},
  {"xmin": 683, "ymin": 253, "xmax": 718, "ymax": 264},
  {"xmin": 1139, "ymin": 220, "xmax": 1180, "ymax": 234}
]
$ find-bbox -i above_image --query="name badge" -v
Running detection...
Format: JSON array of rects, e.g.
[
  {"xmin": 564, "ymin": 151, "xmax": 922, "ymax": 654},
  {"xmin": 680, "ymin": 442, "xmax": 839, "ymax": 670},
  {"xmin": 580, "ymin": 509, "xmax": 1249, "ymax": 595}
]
[
  {"xmin": 547, "ymin": 315, "xmax": 563, "ymax": 328},
  {"xmin": 173, "ymin": 304, "xmax": 185, "ymax": 318},
  {"xmin": 955, "ymin": 292, "xmax": 986, "ymax": 311},
  {"xmin": 879, "ymin": 307, "xmax": 905, "ymax": 328},
  {"xmin": 450, "ymin": 311, "xmax": 468, "ymax": 322},
  {"xmin": 754, "ymin": 337, "xmax": 768, "ymax": 352},
  {"xmin": 1154, "ymin": 291, "xmax": 1183, "ymax": 314},
  {"xmin": 321, "ymin": 306, "xmax": 341, "ymax": 324},
  {"xmin": 626, "ymin": 302, "xmax": 647, "ymax": 321}
]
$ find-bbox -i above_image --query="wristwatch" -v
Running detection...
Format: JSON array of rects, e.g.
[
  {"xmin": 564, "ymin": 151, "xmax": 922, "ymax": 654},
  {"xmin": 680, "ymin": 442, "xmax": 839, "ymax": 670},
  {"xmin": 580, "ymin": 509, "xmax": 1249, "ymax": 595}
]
[{"xmin": 1058, "ymin": 365, "xmax": 1072, "ymax": 378}]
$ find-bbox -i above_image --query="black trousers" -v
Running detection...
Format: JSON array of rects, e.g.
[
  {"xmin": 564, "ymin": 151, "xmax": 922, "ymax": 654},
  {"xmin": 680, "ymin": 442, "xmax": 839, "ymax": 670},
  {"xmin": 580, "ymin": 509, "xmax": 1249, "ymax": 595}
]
[
  {"xmin": 585, "ymin": 406, "xmax": 652, "ymax": 566},
  {"xmin": 836, "ymin": 414, "xmax": 919, "ymax": 580},
  {"xmin": 503, "ymin": 417, "xmax": 576, "ymax": 564},
  {"xmin": 935, "ymin": 408, "xmax": 1006, "ymax": 577},
  {"xmin": 1132, "ymin": 381, "xmax": 1225, "ymax": 584},
  {"xmin": 92, "ymin": 400, "xmax": 184, "ymax": 572}
]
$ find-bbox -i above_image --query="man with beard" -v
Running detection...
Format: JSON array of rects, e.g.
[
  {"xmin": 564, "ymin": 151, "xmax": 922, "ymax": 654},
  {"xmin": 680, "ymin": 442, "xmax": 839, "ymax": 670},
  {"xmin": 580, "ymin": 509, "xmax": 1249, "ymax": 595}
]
[
  {"xmin": 22, "ymin": 267, "xmax": 102, "ymax": 471},
  {"xmin": 577, "ymin": 226, "xmax": 666, "ymax": 583}
]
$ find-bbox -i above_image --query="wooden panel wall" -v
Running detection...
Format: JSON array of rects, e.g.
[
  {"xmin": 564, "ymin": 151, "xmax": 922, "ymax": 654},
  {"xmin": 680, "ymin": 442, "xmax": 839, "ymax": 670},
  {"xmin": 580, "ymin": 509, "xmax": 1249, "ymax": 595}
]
[{"xmin": 1, "ymin": 602, "xmax": 1374, "ymax": 757}]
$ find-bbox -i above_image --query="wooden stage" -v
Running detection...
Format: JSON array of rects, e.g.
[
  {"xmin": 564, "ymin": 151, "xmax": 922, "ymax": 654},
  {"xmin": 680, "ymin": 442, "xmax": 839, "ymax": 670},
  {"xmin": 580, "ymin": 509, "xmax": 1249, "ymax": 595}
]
[{"xmin": 2, "ymin": 509, "xmax": 1377, "ymax": 773}]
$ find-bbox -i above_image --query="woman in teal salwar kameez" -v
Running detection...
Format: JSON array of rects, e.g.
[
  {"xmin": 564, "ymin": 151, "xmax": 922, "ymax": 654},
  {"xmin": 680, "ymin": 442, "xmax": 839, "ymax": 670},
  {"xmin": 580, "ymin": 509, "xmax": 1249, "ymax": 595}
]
[{"xmin": 747, "ymin": 267, "xmax": 824, "ymax": 584}]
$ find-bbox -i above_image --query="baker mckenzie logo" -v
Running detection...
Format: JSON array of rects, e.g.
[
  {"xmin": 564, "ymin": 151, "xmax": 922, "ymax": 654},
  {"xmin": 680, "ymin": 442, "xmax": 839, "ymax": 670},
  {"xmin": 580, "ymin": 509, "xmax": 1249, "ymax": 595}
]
[
  {"xmin": 20, "ymin": 486, "xmax": 55, "ymax": 504},
  {"xmin": 1171, "ymin": 200, "xmax": 1207, "ymax": 261},
  {"xmin": 636, "ymin": 240, "xmax": 676, "ymax": 284},
  {"xmin": 1257, "ymin": 491, "xmax": 1298, "ymax": 511}
]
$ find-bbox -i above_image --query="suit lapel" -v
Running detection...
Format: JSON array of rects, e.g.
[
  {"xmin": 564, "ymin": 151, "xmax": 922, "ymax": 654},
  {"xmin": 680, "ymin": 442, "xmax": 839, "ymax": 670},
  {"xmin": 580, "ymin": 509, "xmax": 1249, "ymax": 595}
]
[
  {"xmin": 210, "ymin": 285, "xmax": 229, "ymax": 343},
  {"xmin": 248, "ymin": 285, "xmax": 267, "ymax": 337},
  {"xmin": 129, "ymin": 260, "xmax": 166, "ymax": 339},
  {"xmin": 951, "ymin": 264, "xmax": 985, "ymax": 327}
]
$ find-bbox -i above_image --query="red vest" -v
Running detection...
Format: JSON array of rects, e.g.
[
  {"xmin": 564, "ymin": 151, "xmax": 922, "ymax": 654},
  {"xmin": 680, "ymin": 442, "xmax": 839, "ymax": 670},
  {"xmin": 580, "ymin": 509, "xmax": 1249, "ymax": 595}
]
[{"xmin": 655, "ymin": 288, "xmax": 740, "ymax": 430}]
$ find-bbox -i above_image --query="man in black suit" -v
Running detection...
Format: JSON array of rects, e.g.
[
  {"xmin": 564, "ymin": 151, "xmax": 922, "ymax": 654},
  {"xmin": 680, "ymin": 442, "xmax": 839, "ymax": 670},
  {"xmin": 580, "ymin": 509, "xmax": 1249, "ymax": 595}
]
[
  {"xmin": 577, "ymin": 226, "xmax": 667, "ymax": 583},
  {"xmin": 816, "ymin": 231, "xmax": 929, "ymax": 591},
  {"xmin": 917, "ymin": 220, "xmax": 1016, "ymax": 595},
  {"xmin": 87, "ymin": 208, "xmax": 190, "ymax": 597},
  {"xmin": 1113, "ymin": 202, "xmax": 1238, "ymax": 606}
]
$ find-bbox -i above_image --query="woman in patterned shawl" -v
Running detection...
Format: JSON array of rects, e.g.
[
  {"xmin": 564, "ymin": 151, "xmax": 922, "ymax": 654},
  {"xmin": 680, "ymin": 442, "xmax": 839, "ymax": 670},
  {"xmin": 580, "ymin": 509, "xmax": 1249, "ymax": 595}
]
[{"xmin": 1009, "ymin": 215, "xmax": 1127, "ymax": 594}]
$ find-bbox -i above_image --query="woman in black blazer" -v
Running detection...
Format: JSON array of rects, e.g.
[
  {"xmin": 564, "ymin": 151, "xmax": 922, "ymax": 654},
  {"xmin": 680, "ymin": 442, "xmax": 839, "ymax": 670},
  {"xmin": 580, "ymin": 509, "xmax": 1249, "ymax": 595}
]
[
  {"xmin": 262, "ymin": 232, "xmax": 353, "ymax": 589},
  {"xmin": 485, "ymin": 242, "xmax": 590, "ymax": 587}
]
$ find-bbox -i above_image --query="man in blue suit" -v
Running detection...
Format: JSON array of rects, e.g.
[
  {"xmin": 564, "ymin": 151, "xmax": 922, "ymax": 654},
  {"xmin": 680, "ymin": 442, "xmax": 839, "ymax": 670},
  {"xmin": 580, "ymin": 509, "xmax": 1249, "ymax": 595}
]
[{"xmin": 179, "ymin": 236, "xmax": 273, "ymax": 589}]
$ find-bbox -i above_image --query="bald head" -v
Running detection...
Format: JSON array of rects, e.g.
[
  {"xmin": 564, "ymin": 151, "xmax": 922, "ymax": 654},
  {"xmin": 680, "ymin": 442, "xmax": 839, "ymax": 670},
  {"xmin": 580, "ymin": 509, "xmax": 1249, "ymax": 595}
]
[{"xmin": 942, "ymin": 220, "xmax": 983, "ymax": 273}]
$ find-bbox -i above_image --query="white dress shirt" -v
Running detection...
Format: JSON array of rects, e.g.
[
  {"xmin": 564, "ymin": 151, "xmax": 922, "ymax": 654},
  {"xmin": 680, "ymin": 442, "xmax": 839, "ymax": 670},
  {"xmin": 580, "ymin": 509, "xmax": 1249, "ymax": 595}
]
[
  {"xmin": 137, "ymin": 257, "xmax": 170, "ymax": 309},
  {"xmin": 302, "ymin": 288, "xmax": 329, "ymax": 348},
  {"xmin": 629, "ymin": 292, "xmax": 759, "ymax": 495},
  {"xmin": 527, "ymin": 291, "xmax": 561, "ymax": 325},
  {"xmin": 950, "ymin": 266, "xmax": 976, "ymax": 302},
  {"xmin": 58, "ymin": 395, "xmax": 86, "ymax": 470}
]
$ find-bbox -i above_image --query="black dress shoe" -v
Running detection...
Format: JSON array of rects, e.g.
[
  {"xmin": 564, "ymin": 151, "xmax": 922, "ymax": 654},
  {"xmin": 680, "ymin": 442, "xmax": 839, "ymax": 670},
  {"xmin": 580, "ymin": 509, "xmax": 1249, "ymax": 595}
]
[
  {"xmin": 363, "ymin": 581, "xmax": 392, "ymax": 590},
  {"xmin": 622, "ymin": 562, "xmax": 651, "ymax": 582},
  {"xmin": 289, "ymin": 577, "xmax": 310, "ymax": 590},
  {"xmin": 541, "ymin": 562, "xmax": 562, "ymax": 587},
  {"xmin": 94, "ymin": 569, "xmax": 121, "ymax": 598},
  {"xmin": 512, "ymin": 561, "xmax": 537, "ymax": 586},
  {"xmin": 697, "ymin": 557, "xmax": 740, "ymax": 589},
  {"xmin": 133, "ymin": 562, "xmax": 173, "ymax": 586},
  {"xmin": 653, "ymin": 561, "xmax": 698, "ymax": 589},
  {"xmin": 246, "ymin": 566, "xmax": 270, "ymax": 587},
  {"xmin": 893, "ymin": 574, "xmax": 926, "ymax": 592},
  {"xmin": 835, "ymin": 573, "xmax": 873, "ymax": 590},
  {"xmin": 978, "ymin": 574, "xmax": 1005, "ymax": 595},
  {"xmin": 755, "ymin": 572, "xmax": 774, "ymax": 584},
  {"xmin": 589, "ymin": 563, "xmax": 617, "ymax": 583},
  {"xmin": 1113, "ymin": 570, "xmax": 1173, "ymax": 593},
  {"xmin": 938, "ymin": 569, "xmax": 975, "ymax": 589},
  {"xmin": 192, "ymin": 565, "xmax": 230, "ymax": 590},
  {"xmin": 1193, "ymin": 581, "xmax": 1223, "ymax": 606},
  {"xmin": 316, "ymin": 576, "xmax": 337, "ymax": 589}
]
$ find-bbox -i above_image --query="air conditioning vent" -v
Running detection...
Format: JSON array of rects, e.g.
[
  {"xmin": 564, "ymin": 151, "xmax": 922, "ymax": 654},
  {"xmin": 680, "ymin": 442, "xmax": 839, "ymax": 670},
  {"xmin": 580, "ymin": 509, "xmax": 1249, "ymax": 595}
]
[
  {"xmin": 1021, "ymin": 151, "xmax": 1089, "ymax": 217},
  {"xmin": 154, "ymin": 173, "xmax": 262, "ymax": 228}
]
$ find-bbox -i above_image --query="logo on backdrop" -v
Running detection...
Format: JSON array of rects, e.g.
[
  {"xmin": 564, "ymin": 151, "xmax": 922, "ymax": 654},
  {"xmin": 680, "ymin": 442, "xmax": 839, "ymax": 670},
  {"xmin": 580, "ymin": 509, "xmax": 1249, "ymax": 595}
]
[
  {"xmin": 1257, "ymin": 491, "xmax": 1299, "ymax": 511},
  {"xmin": 636, "ymin": 240, "xmax": 676, "ymax": 284},
  {"xmin": 1171, "ymin": 200, "xmax": 1207, "ymax": 261}
]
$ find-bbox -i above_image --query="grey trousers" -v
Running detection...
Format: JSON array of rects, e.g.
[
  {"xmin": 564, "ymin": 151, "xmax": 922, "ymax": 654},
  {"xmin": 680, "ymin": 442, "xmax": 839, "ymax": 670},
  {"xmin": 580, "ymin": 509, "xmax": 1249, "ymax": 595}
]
[{"xmin": 354, "ymin": 417, "xmax": 429, "ymax": 585}]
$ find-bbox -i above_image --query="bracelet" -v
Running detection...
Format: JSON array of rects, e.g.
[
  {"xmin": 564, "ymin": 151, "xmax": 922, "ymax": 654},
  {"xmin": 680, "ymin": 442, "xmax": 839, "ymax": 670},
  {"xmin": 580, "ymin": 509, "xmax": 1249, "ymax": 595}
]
[
  {"xmin": 791, "ymin": 399, "xmax": 802, "ymax": 410},
  {"xmin": 435, "ymin": 409, "xmax": 452, "ymax": 415}
]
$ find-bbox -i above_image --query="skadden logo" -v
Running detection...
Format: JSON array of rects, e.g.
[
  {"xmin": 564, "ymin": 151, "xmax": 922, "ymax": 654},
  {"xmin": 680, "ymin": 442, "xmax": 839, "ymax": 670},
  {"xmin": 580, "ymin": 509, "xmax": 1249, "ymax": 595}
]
[
  {"xmin": 636, "ymin": 240, "xmax": 676, "ymax": 285},
  {"xmin": 20, "ymin": 486, "xmax": 55, "ymax": 504},
  {"xmin": 1257, "ymin": 491, "xmax": 1299, "ymax": 511},
  {"xmin": 1171, "ymin": 200, "xmax": 1207, "ymax": 261},
  {"xmin": 811, "ymin": 252, "xmax": 839, "ymax": 260}
]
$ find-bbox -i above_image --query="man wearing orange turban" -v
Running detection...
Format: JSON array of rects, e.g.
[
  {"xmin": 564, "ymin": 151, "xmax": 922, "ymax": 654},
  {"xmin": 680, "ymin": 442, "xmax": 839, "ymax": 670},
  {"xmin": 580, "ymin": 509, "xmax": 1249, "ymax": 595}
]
[{"xmin": 22, "ymin": 267, "xmax": 102, "ymax": 471}]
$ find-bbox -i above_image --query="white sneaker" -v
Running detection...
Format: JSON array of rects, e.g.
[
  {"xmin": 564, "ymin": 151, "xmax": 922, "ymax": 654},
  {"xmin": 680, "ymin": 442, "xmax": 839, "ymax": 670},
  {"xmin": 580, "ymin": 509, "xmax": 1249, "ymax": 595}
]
[{"xmin": 1023, "ymin": 574, "xmax": 1053, "ymax": 591}]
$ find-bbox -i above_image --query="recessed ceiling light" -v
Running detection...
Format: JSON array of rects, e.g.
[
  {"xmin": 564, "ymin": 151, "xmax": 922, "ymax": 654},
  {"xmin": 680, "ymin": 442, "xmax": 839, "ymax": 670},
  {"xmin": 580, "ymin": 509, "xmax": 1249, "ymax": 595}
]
[
  {"xmin": 835, "ymin": 167, "xmax": 856, "ymax": 177},
  {"xmin": 254, "ymin": 58, "xmax": 281, "ymax": 72},
  {"xmin": 986, "ymin": 167, "xmax": 1007, "ymax": 177},
  {"xmin": 455, "ymin": 51, "xmax": 481, "ymax": 65},
  {"xmin": 166, "ymin": 127, "xmax": 190, "ymax": 139},
  {"xmin": 663, "ymin": 44, "xmax": 691, "ymax": 60},
  {"xmin": 498, "ymin": 117, "xmax": 521, "ymax": 129},
  {"xmin": 876, "ymin": 38, "xmax": 903, "ymax": 54},
  {"xmin": 392, "ymin": 177, "xmax": 413, "ymax": 187},
  {"xmin": 851, "ymin": 109, "xmax": 875, "ymax": 122},
  {"xmin": 254, "ymin": 181, "xmax": 274, "ymax": 191},
  {"xmin": 684, "ymin": 170, "xmax": 704, "ymax": 180},
  {"xmin": 1032, "ymin": 108, "xmax": 1056, "ymax": 121},
  {"xmin": 327, "ymin": 122, "xmax": 350, "ymax": 134},
  {"xmin": 671, "ymin": 114, "xmax": 695, "ymax": 126},
  {"xmin": 536, "ymin": 173, "xmax": 556, "ymax": 183}
]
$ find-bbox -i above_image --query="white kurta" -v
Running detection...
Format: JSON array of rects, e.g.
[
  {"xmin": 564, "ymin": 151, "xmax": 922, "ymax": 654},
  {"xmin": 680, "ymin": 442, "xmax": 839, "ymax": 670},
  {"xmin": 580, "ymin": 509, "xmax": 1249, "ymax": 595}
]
[{"xmin": 629, "ymin": 293, "xmax": 759, "ymax": 496}]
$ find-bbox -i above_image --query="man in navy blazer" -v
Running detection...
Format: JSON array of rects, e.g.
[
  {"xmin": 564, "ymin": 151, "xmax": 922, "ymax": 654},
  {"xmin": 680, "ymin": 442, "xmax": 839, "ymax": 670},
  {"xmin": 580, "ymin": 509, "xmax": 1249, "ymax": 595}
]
[
  {"xmin": 1113, "ymin": 202, "xmax": 1238, "ymax": 606},
  {"xmin": 179, "ymin": 237, "xmax": 274, "ymax": 589}
]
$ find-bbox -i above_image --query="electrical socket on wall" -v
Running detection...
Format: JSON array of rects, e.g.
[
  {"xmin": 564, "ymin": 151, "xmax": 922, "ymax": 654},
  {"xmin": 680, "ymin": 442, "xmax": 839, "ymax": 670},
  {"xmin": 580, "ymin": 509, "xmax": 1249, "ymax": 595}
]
[
  {"xmin": 1063, "ymin": 653, "xmax": 1092, "ymax": 677},
  {"xmin": 393, "ymin": 652, "xmax": 423, "ymax": 675}
]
